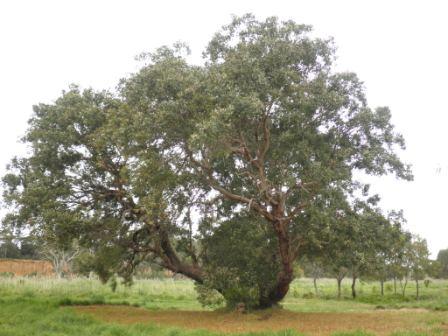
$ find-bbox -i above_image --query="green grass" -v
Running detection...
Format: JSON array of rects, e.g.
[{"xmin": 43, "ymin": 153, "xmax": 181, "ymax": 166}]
[
  {"xmin": 0, "ymin": 299, "xmax": 216, "ymax": 336},
  {"xmin": 0, "ymin": 277, "xmax": 447, "ymax": 336},
  {"xmin": 287, "ymin": 278, "xmax": 448, "ymax": 311},
  {"xmin": 0, "ymin": 277, "xmax": 202, "ymax": 310}
]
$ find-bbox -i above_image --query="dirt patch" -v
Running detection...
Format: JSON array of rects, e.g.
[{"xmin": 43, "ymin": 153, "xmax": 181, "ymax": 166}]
[
  {"xmin": 74, "ymin": 305, "xmax": 448, "ymax": 335},
  {"xmin": 0, "ymin": 258, "xmax": 54, "ymax": 276}
]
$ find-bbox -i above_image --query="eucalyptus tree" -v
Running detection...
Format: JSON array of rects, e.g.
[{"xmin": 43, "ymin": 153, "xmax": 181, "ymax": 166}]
[
  {"xmin": 359, "ymin": 210, "xmax": 399, "ymax": 296},
  {"xmin": 324, "ymin": 203, "xmax": 388, "ymax": 299},
  {"xmin": 398, "ymin": 235, "xmax": 430, "ymax": 298},
  {"xmin": 324, "ymin": 210, "xmax": 354, "ymax": 299},
  {"xmin": 436, "ymin": 248, "xmax": 448, "ymax": 278},
  {"xmin": 408, "ymin": 237, "xmax": 430, "ymax": 299},
  {"xmin": 300, "ymin": 256, "xmax": 326, "ymax": 296},
  {"xmin": 0, "ymin": 235, "xmax": 21, "ymax": 259},
  {"xmin": 2, "ymin": 15, "xmax": 411, "ymax": 308},
  {"xmin": 374, "ymin": 211, "xmax": 410, "ymax": 295}
]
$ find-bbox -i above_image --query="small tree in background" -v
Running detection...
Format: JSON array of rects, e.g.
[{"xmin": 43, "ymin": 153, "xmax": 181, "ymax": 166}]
[
  {"xmin": 436, "ymin": 248, "xmax": 448, "ymax": 279},
  {"xmin": 300, "ymin": 256, "xmax": 326, "ymax": 296},
  {"xmin": 0, "ymin": 228, "xmax": 40, "ymax": 260},
  {"xmin": 18, "ymin": 237, "xmax": 40, "ymax": 260},
  {"xmin": 386, "ymin": 212, "xmax": 412, "ymax": 295},
  {"xmin": 324, "ymin": 203, "xmax": 387, "ymax": 299},
  {"xmin": 367, "ymin": 211, "xmax": 410, "ymax": 296},
  {"xmin": 0, "ymin": 240, "xmax": 21, "ymax": 259},
  {"xmin": 408, "ymin": 237, "xmax": 430, "ymax": 300},
  {"xmin": 41, "ymin": 242, "xmax": 80, "ymax": 278}
]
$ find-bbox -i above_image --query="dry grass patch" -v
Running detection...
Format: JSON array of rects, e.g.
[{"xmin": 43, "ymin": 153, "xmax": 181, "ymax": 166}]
[{"xmin": 74, "ymin": 305, "xmax": 448, "ymax": 335}]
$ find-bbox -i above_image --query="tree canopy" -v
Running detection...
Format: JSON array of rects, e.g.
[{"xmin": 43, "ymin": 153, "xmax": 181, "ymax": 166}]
[{"xmin": 1, "ymin": 14, "xmax": 412, "ymax": 308}]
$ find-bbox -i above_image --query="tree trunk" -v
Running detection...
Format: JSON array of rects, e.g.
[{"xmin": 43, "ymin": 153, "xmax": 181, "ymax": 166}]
[
  {"xmin": 351, "ymin": 275, "xmax": 357, "ymax": 299},
  {"xmin": 313, "ymin": 277, "xmax": 318, "ymax": 296},
  {"xmin": 393, "ymin": 277, "xmax": 397, "ymax": 294},
  {"xmin": 259, "ymin": 219, "xmax": 294, "ymax": 308},
  {"xmin": 337, "ymin": 277, "xmax": 342, "ymax": 299},
  {"xmin": 415, "ymin": 279, "xmax": 419, "ymax": 300},
  {"xmin": 263, "ymin": 270, "xmax": 294, "ymax": 307},
  {"xmin": 380, "ymin": 280, "xmax": 384, "ymax": 296},
  {"xmin": 402, "ymin": 278, "xmax": 408, "ymax": 297}
]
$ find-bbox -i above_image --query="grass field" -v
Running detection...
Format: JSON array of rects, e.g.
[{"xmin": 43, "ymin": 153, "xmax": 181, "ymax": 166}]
[{"xmin": 0, "ymin": 277, "xmax": 447, "ymax": 335}]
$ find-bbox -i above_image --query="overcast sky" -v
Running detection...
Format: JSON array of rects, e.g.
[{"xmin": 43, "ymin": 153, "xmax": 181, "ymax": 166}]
[{"xmin": 0, "ymin": 0, "xmax": 447, "ymax": 256}]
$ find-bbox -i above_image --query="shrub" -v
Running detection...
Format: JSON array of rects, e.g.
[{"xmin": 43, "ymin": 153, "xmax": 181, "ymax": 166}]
[
  {"xmin": 194, "ymin": 283, "xmax": 224, "ymax": 308},
  {"xmin": 302, "ymin": 292, "xmax": 315, "ymax": 299},
  {"xmin": 292, "ymin": 289, "xmax": 301, "ymax": 298},
  {"xmin": 0, "ymin": 272, "xmax": 14, "ymax": 278},
  {"xmin": 197, "ymin": 214, "xmax": 281, "ymax": 309}
]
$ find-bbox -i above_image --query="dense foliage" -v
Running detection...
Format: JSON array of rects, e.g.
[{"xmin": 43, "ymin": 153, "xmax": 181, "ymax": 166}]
[
  {"xmin": 436, "ymin": 248, "xmax": 448, "ymax": 278},
  {"xmin": 2, "ymin": 15, "xmax": 413, "ymax": 308}
]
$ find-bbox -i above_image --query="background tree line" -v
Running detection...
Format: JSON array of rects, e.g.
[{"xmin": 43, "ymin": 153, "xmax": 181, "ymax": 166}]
[{"xmin": 0, "ymin": 229, "xmax": 39, "ymax": 260}]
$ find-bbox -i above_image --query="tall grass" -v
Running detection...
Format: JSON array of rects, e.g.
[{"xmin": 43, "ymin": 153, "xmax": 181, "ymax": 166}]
[
  {"xmin": 1, "ymin": 276, "xmax": 447, "ymax": 311},
  {"xmin": 0, "ymin": 277, "xmax": 201, "ymax": 310},
  {"xmin": 287, "ymin": 278, "xmax": 448, "ymax": 311}
]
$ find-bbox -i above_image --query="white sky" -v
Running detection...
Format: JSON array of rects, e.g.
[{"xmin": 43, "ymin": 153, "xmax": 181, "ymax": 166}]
[{"xmin": 0, "ymin": 0, "xmax": 447, "ymax": 257}]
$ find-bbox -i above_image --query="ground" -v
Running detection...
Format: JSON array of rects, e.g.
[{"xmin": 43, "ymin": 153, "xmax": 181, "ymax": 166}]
[
  {"xmin": 75, "ymin": 305, "xmax": 448, "ymax": 335},
  {"xmin": 0, "ymin": 277, "xmax": 447, "ymax": 336}
]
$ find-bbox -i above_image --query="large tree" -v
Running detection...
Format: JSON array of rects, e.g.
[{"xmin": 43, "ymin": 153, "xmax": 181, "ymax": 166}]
[{"xmin": 2, "ymin": 15, "xmax": 411, "ymax": 308}]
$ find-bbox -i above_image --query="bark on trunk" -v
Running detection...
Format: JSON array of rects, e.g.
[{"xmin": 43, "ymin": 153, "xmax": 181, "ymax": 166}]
[
  {"xmin": 262, "ymin": 220, "xmax": 294, "ymax": 307},
  {"xmin": 402, "ymin": 278, "xmax": 408, "ymax": 297},
  {"xmin": 313, "ymin": 277, "xmax": 318, "ymax": 296},
  {"xmin": 393, "ymin": 277, "xmax": 397, "ymax": 295},
  {"xmin": 380, "ymin": 280, "xmax": 384, "ymax": 296},
  {"xmin": 415, "ymin": 279, "xmax": 419, "ymax": 300},
  {"xmin": 156, "ymin": 223, "xmax": 204, "ymax": 283},
  {"xmin": 259, "ymin": 218, "xmax": 294, "ymax": 308},
  {"xmin": 337, "ymin": 278, "xmax": 343, "ymax": 299},
  {"xmin": 351, "ymin": 276, "xmax": 357, "ymax": 299},
  {"xmin": 136, "ymin": 209, "xmax": 204, "ymax": 284},
  {"xmin": 258, "ymin": 271, "xmax": 294, "ymax": 308}
]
